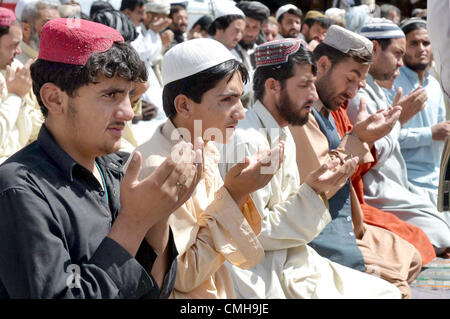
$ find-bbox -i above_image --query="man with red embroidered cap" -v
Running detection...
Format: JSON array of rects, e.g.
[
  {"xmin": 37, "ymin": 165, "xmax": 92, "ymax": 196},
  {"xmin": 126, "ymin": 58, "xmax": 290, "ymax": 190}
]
[
  {"xmin": 0, "ymin": 18, "xmax": 203, "ymax": 298},
  {"xmin": 0, "ymin": 7, "xmax": 43, "ymax": 164}
]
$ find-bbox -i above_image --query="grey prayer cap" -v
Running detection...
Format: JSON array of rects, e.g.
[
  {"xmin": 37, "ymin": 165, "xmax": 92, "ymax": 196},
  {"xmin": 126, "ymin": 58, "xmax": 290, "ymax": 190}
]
[
  {"xmin": 322, "ymin": 24, "xmax": 373, "ymax": 55},
  {"xmin": 236, "ymin": 1, "xmax": 270, "ymax": 23}
]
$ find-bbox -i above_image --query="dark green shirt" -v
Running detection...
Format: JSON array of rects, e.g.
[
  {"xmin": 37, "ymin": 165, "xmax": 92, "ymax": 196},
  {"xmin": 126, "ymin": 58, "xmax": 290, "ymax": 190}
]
[{"xmin": 0, "ymin": 125, "xmax": 177, "ymax": 298}]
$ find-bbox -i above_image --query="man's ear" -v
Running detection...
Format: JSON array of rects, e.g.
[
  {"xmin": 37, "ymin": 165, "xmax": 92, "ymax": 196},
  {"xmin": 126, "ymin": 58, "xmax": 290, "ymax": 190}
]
[
  {"xmin": 173, "ymin": 94, "xmax": 192, "ymax": 118},
  {"xmin": 39, "ymin": 83, "xmax": 67, "ymax": 115},
  {"xmin": 123, "ymin": 8, "xmax": 131, "ymax": 17},
  {"xmin": 300, "ymin": 23, "xmax": 309, "ymax": 35},
  {"xmin": 213, "ymin": 27, "xmax": 224, "ymax": 40},
  {"xmin": 316, "ymin": 55, "xmax": 332, "ymax": 75},
  {"xmin": 264, "ymin": 77, "xmax": 281, "ymax": 97},
  {"xmin": 372, "ymin": 40, "xmax": 380, "ymax": 58},
  {"xmin": 21, "ymin": 22, "xmax": 31, "ymax": 43}
]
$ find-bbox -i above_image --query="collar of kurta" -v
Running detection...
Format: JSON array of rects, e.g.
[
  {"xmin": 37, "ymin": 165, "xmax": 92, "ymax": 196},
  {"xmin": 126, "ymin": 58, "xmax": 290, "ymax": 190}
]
[
  {"xmin": 253, "ymin": 100, "xmax": 288, "ymax": 146},
  {"xmin": 313, "ymin": 97, "xmax": 349, "ymax": 116},
  {"xmin": 365, "ymin": 73, "xmax": 389, "ymax": 104},
  {"xmin": 401, "ymin": 64, "xmax": 430, "ymax": 87}
]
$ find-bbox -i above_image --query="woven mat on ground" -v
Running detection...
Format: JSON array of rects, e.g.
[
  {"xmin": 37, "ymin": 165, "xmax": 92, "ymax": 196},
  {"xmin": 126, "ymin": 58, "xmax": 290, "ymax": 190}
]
[{"xmin": 411, "ymin": 257, "xmax": 450, "ymax": 299}]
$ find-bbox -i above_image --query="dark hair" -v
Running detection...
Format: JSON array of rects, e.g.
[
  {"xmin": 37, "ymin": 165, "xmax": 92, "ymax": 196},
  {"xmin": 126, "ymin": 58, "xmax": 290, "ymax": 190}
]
[
  {"xmin": 401, "ymin": 21, "xmax": 427, "ymax": 36},
  {"xmin": 162, "ymin": 59, "xmax": 248, "ymax": 119},
  {"xmin": 120, "ymin": 0, "xmax": 145, "ymax": 12},
  {"xmin": 277, "ymin": 8, "xmax": 303, "ymax": 23},
  {"xmin": 208, "ymin": 14, "xmax": 245, "ymax": 36},
  {"xmin": 191, "ymin": 15, "xmax": 213, "ymax": 32},
  {"xmin": 92, "ymin": 9, "xmax": 138, "ymax": 42},
  {"xmin": 302, "ymin": 17, "xmax": 334, "ymax": 29},
  {"xmin": 0, "ymin": 20, "xmax": 20, "ymax": 38},
  {"xmin": 169, "ymin": 4, "xmax": 186, "ymax": 18},
  {"xmin": 253, "ymin": 46, "xmax": 316, "ymax": 102},
  {"xmin": 90, "ymin": 0, "xmax": 114, "ymax": 19},
  {"xmin": 30, "ymin": 42, "xmax": 147, "ymax": 117},
  {"xmin": 313, "ymin": 42, "xmax": 372, "ymax": 67},
  {"xmin": 374, "ymin": 38, "xmax": 393, "ymax": 51}
]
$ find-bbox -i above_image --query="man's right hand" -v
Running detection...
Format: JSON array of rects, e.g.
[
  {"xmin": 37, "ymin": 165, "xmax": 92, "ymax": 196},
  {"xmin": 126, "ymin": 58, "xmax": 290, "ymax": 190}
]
[
  {"xmin": 351, "ymin": 96, "xmax": 402, "ymax": 147},
  {"xmin": 110, "ymin": 139, "xmax": 203, "ymax": 256},
  {"xmin": 432, "ymin": 121, "xmax": 450, "ymax": 141},
  {"xmin": 396, "ymin": 87, "xmax": 427, "ymax": 126},
  {"xmin": 304, "ymin": 156, "xmax": 359, "ymax": 196},
  {"xmin": 5, "ymin": 59, "xmax": 33, "ymax": 98},
  {"xmin": 149, "ymin": 16, "xmax": 171, "ymax": 33}
]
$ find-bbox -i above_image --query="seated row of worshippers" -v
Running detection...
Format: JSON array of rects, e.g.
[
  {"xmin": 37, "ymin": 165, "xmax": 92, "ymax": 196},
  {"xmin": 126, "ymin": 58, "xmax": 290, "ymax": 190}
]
[{"xmin": 0, "ymin": 10, "xmax": 449, "ymax": 299}]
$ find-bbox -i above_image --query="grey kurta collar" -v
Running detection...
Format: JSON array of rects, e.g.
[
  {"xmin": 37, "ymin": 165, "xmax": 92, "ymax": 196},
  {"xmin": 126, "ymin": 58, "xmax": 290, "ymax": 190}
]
[{"xmin": 253, "ymin": 100, "xmax": 288, "ymax": 146}]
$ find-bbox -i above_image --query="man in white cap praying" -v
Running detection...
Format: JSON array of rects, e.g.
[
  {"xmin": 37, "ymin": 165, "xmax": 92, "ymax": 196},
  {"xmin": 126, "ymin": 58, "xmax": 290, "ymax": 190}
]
[
  {"xmin": 128, "ymin": 37, "xmax": 284, "ymax": 298},
  {"xmin": 275, "ymin": 4, "xmax": 303, "ymax": 39},
  {"xmin": 347, "ymin": 18, "xmax": 450, "ymax": 257},
  {"xmin": 219, "ymin": 38, "xmax": 402, "ymax": 299}
]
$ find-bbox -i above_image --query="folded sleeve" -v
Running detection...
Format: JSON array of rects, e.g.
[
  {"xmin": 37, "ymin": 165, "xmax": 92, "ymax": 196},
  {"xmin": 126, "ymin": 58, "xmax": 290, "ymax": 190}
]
[
  {"xmin": 172, "ymin": 185, "xmax": 264, "ymax": 293},
  {"xmin": 398, "ymin": 127, "xmax": 433, "ymax": 149}
]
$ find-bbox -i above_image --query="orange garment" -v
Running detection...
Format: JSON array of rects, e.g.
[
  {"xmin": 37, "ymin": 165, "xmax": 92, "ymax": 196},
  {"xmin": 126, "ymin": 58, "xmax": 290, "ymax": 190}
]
[{"xmin": 331, "ymin": 103, "xmax": 436, "ymax": 265}]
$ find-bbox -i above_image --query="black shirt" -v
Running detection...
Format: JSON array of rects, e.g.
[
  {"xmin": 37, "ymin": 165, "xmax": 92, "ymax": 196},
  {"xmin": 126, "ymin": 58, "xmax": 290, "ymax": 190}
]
[{"xmin": 0, "ymin": 125, "xmax": 177, "ymax": 298}]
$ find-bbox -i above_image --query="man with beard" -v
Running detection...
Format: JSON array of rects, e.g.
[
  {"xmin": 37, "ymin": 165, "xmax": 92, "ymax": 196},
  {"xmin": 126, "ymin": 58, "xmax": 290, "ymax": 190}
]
[
  {"xmin": 166, "ymin": 4, "xmax": 188, "ymax": 49},
  {"xmin": 275, "ymin": 4, "xmax": 302, "ymax": 39},
  {"xmin": 218, "ymin": 38, "xmax": 402, "ymax": 299},
  {"xmin": 235, "ymin": 1, "xmax": 269, "ymax": 69},
  {"xmin": 234, "ymin": 1, "xmax": 269, "ymax": 109},
  {"xmin": 385, "ymin": 18, "xmax": 449, "ymax": 199},
  {"xmin": 289, "ymin": 25, "xmax": 422, "ymax": 298},
  {"xmin": 347, "ymin": 19, "xmax": 450, "ymax": 258},
  {"xmin": 17, "ymin": 0, "xmax": 60, "ymax": 64},
  {"xmin": 300, "ymin": 11, "xmax": 334, "ymax": 46}
]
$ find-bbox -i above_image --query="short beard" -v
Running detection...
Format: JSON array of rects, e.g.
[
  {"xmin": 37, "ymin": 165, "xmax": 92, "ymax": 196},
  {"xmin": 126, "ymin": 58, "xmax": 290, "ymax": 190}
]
[
  {"xmin": 405, "ymin": 61, "xmax": 428, "ymax": 72},
  {"xmin": 315, "ymin": 73, "xmax": 343, "ymax": 111},
  {"xmin": 277, "ymin": 88, "xmax": 310, "ymax": 126},
  {"xmin": 370, "ymin": 67, "xmax": 395, "ymax": 82},
  {"xmin": 239, "ymin": 39, "xmax": 256, "ymax": 50}
]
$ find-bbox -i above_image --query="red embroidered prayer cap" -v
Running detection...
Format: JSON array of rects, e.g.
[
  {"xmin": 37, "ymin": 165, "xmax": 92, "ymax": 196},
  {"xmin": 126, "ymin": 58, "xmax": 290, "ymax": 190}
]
[
  {"xmin": 38, "ymin": 18, "xmax": 124, "ymax": 66},
  {"xmin": 0, "ymin": 7, "xmax": 16, "ymax": 27},
  {"xmin": 254, "ymin": 38, "xmax": 307, "ymax": 68}
]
